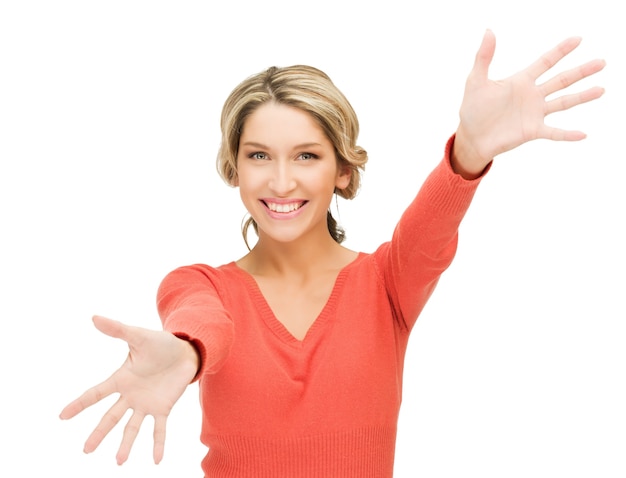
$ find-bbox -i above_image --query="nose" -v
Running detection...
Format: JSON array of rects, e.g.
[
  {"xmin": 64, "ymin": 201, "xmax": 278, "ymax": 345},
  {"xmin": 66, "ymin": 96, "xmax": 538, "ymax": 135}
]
[{"xmin": 268, "ymin": 161, "xmax": 297, "ymax": 196}]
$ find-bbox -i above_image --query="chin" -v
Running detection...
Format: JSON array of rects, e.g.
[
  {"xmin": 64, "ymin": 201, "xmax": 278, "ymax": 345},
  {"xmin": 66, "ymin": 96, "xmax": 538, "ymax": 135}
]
[{"xmin": 256, "ymin": 222, "xmax": 327, "ymax": 246}]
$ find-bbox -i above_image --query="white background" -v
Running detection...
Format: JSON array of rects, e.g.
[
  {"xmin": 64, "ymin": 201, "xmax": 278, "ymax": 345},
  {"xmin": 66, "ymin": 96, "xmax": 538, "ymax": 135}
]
[{"xmin": 1, "ymin": 1, "xmax": 624, "ymax": 476}]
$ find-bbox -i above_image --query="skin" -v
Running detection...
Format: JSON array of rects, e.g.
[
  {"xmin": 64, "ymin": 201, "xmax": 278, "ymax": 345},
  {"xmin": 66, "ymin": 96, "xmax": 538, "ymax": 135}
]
[
  {"xmin": 452, "ymin": 31, "xmax": 605, "ymax": 179},
  {"xmin": 59, "ymin": 315, "xmax": 198, "ymax": 465},
  {"xmin": 60, "ymin": 30, "xmax": 605, "ymax": 465}
]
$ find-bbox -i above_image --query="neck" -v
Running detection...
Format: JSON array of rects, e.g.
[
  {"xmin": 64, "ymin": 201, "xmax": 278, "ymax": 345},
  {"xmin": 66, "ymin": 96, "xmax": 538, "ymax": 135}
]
[{"xmin": 240, "ymin": 231, "xmax": 351, "ymax": 278}]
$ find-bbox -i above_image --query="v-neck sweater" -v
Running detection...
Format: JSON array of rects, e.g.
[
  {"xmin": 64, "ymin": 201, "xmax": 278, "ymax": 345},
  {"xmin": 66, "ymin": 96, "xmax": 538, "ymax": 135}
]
[{"xmin": 156, "ymin": 136, "xmax": 486, "ymax": 477}]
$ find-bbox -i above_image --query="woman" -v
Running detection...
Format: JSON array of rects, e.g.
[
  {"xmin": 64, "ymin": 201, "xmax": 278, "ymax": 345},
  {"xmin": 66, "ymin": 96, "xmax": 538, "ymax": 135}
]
[{"xmin": 60, "ymin": 30, "xmax": 605, "ymax": 476}]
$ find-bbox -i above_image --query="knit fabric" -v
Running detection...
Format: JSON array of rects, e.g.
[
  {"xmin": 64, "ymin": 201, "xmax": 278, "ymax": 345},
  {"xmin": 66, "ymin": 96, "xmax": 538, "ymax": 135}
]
[{"xmin": 156, "ymin": 136, "xmax": 486, "ymax": 477}]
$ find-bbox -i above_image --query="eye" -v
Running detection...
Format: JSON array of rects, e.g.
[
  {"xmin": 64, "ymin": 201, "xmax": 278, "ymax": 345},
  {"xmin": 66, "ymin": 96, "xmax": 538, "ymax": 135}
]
[
  {"xmin": 297, "ymin": 152, "xmax": 319, "ymax": 161},
  {"xmin": 249, "ymin": 152, "xmax": 268, "ymax": 160}
]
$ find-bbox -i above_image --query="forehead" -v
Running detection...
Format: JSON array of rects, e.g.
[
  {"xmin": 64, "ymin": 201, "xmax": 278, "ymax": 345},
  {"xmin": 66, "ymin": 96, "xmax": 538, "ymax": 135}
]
[{"xmin": 240, "ymin": 102, "xmax": 330, "ymax": 147}]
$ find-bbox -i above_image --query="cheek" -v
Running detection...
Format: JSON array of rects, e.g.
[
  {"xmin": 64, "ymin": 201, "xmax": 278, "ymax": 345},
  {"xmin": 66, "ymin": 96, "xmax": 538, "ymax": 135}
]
[
  {"xmin": 236, "ymin": 167, "xmax": 265, "ymax": 203},
  {"xmin": 235, "ymin": 163, "xmax": 253, "ymax": 189},
  {"xmin": 238, "ymin": 180, "xmax": 258, "ymax": 214}
]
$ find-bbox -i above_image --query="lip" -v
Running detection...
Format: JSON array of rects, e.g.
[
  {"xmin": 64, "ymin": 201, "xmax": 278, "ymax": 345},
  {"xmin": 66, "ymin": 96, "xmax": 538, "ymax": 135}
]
[{"xmin": 260, "ymin": 198, "xmax": 308, "ymax": 220}]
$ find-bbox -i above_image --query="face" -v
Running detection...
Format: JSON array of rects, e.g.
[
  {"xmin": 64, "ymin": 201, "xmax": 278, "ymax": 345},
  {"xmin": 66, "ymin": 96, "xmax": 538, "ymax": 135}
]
[{"xmin": 236, "ymin": 102, "xmax": 350, "ymax": 245}]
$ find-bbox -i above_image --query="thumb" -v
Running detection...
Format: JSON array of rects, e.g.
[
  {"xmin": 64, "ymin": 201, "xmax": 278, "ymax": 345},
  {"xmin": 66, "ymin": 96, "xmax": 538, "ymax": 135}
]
[
  {"xmin": 471, "ymin": 29, "xmax": 496, "ymax": 81},
  {"xmin": 92, "ymin": 315, "xmax": 132, "ymax": 342}
]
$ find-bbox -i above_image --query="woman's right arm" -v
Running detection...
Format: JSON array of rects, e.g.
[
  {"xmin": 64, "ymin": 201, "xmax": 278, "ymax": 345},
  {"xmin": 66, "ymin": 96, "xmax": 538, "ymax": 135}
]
[{"xmin": 60, "ymin": 265, "xmax": 234, "ymax": 465}]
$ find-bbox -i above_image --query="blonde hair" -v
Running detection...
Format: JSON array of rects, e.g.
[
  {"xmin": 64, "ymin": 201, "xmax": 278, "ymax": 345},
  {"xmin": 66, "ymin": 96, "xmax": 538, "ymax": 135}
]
[{"xmin": 217, "ymin": 65, "xmax": 368, "ymax": 246}]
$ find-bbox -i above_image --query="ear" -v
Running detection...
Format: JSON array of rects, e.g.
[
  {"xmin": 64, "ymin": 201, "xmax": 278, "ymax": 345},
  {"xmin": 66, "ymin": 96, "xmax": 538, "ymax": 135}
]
[{"xmin": 335, "ymin": 164, "xmax": 351, "ymax": 191}]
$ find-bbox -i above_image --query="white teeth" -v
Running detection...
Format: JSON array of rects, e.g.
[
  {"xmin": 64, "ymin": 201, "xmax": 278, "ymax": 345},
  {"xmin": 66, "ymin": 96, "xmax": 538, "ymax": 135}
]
[{"xmin": 267, "ymin": 202, "xmax": 303, "ymax": 213}]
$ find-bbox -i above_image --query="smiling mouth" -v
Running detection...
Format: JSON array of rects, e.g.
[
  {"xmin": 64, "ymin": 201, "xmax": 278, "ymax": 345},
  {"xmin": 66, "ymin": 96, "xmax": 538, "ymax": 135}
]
[{"xmin": 262, "ymin": 200, "xmax": 307, "ymax": 213}]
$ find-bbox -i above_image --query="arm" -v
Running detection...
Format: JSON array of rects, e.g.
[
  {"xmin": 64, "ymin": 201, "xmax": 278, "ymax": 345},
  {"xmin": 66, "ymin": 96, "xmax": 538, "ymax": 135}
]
[
  {"xmin": 378, "ymin": 32, "xmax": 605, "ymax": 329},
  {"xmin": 377, "ymin": 136, "xmax": 485, "ymax": 330},
  {"xmin": 60, "ymin": 265, "xmax": 234, "ymax": 465}
]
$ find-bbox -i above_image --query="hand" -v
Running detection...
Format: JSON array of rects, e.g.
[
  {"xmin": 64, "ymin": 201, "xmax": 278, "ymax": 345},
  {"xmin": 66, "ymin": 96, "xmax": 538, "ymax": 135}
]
[
  {"xmin": 452, "ymin": 30, "xmax": 606, "ymax": 178},
  {"xmin": 59, "ymin": 315, "xmax": 199, "ymax": 465}
]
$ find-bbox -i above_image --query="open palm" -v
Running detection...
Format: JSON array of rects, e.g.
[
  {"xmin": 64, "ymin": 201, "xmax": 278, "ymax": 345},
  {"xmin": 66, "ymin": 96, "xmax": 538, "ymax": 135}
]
[
  {"xmin": 455, "ymin": 30, "xmax": 605, "ymax": 174},
  {"xmin": 60, "ymin": 316, "xmax": 198, "ymax": 465}
]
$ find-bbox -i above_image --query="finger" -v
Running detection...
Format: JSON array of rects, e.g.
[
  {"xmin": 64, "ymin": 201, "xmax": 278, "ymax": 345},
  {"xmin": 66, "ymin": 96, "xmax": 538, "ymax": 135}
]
[
  {"xmin": 92, "ymin": 315, "xmax": 128, "ymax": 340},
  {"xmin": 540, "ymin": 59, "xmax": 606, "ymax": 97},
  {"xmin": 84, "ymin": 397, "xmax": 129, "ymax": 454},
  {"xmin": 60, "ymin": 379, "xmax": 117, "ymax": 419},
  {"xmin": 526, "ymin": 36, "xmax": 582, "ymax": 80},
  {"xmin": 539, "ymin": 124, "xmax": 587, "ymax": 142},
  {"xmin": 116, "ymin": 411, "xmax": 146, "ymax": 465},
  {"xmin": 545, "ymin": 86, "xmax": 605, "ymax": 115},
  {"xmin": 470, "ymin": 29, "xmax": 496, "ymax": 81},
  {"xmin": 153, "ymin": 415, "xmax": 168, "ymax": 464},
  {"xmin": 92, "ymin": 315, "xmax": 145, "ymax": 348}
]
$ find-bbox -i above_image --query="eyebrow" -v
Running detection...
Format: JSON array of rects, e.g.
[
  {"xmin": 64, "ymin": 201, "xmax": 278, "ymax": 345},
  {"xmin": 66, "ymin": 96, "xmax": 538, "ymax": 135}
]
[{"xmin": 241, "ymin": 142, "xmax": 323, "ymax": 149}]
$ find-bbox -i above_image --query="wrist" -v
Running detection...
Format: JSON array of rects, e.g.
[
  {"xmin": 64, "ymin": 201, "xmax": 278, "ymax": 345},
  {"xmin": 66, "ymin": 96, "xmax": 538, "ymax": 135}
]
[
  {"xmin": 176, "ymin": 336, "xmax": 201, "ymax": 380},
  {"xmin": 451, "ymin": 125, "xmax": 492, "ymax": 180}
]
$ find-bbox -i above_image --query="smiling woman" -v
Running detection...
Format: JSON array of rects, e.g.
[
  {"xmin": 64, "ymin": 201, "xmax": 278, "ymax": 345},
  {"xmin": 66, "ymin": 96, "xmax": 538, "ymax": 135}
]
[
  {"xmin": 235, "ymin": 102, "xmax": 352, "ymax": 248},
  {"xmin": 59, "ymin": 31, "xmax": 606, "ymax": 477},
  {"xmin": 217, "ymin": 65, "xmax": 368, "ymax": 247}
]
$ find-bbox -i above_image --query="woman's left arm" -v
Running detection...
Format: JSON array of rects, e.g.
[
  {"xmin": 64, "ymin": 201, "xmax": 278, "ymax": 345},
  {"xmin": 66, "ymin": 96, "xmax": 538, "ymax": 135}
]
[{"xmin": 379, "ymin": 32, "xmax": 604, "ymax": 330}]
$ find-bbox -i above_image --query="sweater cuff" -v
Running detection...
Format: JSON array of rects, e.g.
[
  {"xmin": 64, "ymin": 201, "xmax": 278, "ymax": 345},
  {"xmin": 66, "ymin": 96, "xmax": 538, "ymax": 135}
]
[
  {"xmin": 166, "ymin": 314, "xmax": 234, "ymax": 379},
  {"xmin": 444, "ymin": 133, "xmax": 492, "ymax": 181},
  {"xmin": 171, "ymin": 333, "xmax": 205, "ymax": 383}
]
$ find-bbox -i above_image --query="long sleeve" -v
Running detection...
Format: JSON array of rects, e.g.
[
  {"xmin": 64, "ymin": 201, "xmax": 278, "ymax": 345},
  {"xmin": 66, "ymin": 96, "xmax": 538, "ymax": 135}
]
[
  {"xmin": 156, "ymin": 264, "xmax": 235, "ymax": 376},
  {"xmin": 375, "ymin": 135, "xmax": 488, "ymax": 331}
]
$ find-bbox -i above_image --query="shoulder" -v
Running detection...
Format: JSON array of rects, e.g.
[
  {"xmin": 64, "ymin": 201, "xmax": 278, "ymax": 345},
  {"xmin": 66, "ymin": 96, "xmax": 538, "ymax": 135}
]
[
  {"xmin": 166, "ymin": 261, "xmax": 238, "ymax": 277},
  {"xmin": 158, "ymin": 262, "xmax": 243, "ymax": 295},
  {"xmin": 342, "ymin": 249, "xmax": 386, "ymax": 285}
]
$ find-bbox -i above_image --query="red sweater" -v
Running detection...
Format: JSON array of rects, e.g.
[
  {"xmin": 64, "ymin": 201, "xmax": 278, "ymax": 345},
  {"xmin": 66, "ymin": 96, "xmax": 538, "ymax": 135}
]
[{"xmin": 156, "ymin": 137, "xmax": 485, "ymax": 477}]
